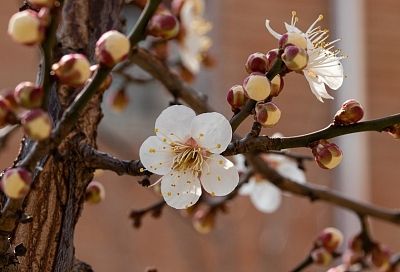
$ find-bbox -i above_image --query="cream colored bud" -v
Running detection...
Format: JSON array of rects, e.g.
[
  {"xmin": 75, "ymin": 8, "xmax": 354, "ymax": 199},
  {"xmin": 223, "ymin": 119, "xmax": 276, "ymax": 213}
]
[
  {"xmin": 148, "ymin": 12, "xmax": 180, "ymax": 40},
  {"xmin": 52, "ymin": 54, "xmax": 91, "ymax": 87},
  {"xmin": 96, "ymin": 30, "xmax": 130, "ymax": 67},
  {"xmin": 311, "ymin": 248, "xmax": 333, "ymax": 266},
  {"xmin": 85, "ymin": 181, "xmax": 106, "ymax": 204},
  {"xmin": 21, "ymin": 109, "xmax": 52, "ymax": 141},
  {"xmin": 281, "ymin": 45, "xmax": 308, "ymax": 71},
  {"xmin": 279, "ymin": 32, "xmax": 307, "ymax": 49},
  {"xmin": 14, "ymin": 82, "xmax": 43, "ymax": 109},
  {"xmin": 1, "ymin": 168, "xmax": 32, "ymax": 199},
  {"xmin": 243, "ymin": 73, "xmax": 271, "ymax": 101},
  {"xmin": 270, "ymin": 75, "xmax": 284, "ymax": 97},
  {"xmin": 8, "ymin": 10, "xmax": 43, "ymax": 45},
  {"xmin": 192, "ymin": 208, "xmax": 215, "ymax": 234},
  {"xmin": 255, "ymin": 102, "xmax": 281, "ymax": 127},
  {"xmin": 315, "ymin": 227, "xmax": 344, "ymax": 253},
  {"xmin": 227, "ymin": 85, "xmax": 246, "ymax": 110},
  {"xmin": 311, "ymin": 140, "xmax": 343, "ymax": 170}
]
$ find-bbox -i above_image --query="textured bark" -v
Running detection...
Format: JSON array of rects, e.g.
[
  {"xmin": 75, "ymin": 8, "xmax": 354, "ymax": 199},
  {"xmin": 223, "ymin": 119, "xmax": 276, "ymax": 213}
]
[{"xmin": 7, "ymin": 0, "xmax": 124, "ymax": 271}]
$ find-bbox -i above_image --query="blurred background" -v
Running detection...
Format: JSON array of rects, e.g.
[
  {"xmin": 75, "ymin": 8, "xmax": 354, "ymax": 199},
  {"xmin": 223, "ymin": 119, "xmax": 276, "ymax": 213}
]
[{"xmin": 1, "ymin": 0, "xmax": 400, "ymax": 271}]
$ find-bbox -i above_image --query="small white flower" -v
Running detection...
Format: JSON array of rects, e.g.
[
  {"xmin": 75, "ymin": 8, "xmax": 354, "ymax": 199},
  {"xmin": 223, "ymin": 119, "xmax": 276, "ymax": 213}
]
[
  {"xmin": 265, "ymin": 12, "xmax": 345, "ymax": 102},
  {"xmin": 140, "ymin": 105, "xmax": 239, "ymax": 209},
  {"xmin": 178, "ymin": 0, "xmax": 212, "ymax": 74},
  {"xmin": 239, "ymin": 153, "xmax": 306, "ymax": 213}
]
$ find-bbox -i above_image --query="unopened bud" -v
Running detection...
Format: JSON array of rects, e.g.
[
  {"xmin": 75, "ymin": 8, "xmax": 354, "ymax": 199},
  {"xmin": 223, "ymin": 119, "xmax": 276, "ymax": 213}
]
[
  {"xmin": 1, "ymin": 168, "xmax": 32, "ymax": 199},
  {"xmin": 279, "ymin": 32, "xmax": 307, "ymax": 49},
  {"xmin": 171, "ymin": 0, "xmax": 184, "ymax": 15},
  {"xmin": 245, "ymin": 52, "xmax": 268, "ymax": 74},
  {"xmin": 85, "ymin": 181, "xmax": 106, "ymax": 204},
  {"xmin": 385, "ymin": 123, "xmax": 400, "ymax": 139},
  {"xmin": 192, "ymin": 208, "xmax": 215, "ymax": 234},
  {"xmin": 27, "ymin": 0, "xmax": 55, "ymax": 8},
  {"xmin": 311, "ymin": 248, "xmax": 333, "ymax": 266},
  {"xmin": 8, "ymin": 10, "xmax": 43, "ymax": 46},
  {"xmin": 96, "ymin": 30, "xmax": 130, "ymax": 68},
  {"xmin": 266, "ymin": 49, "xmax": 280, "ymax": 71},
  {"xmin": 243, "ymin": 73, "xmax": 271, "ymax": 101},
  {"xmin": 255, "ymin": 102, "xmax": 281, "ymax": 127},
  {"xmin": 311, "ymin": 140, "xmax": 343, "ymax": 170},
  {"xmin": 270, "ymin": 75, "xmax": 284, "ymax": 97},
  {"xmin": 3, "ymin": 92, "xmax": 19, "ymax": 112},
  {"xmin": 371, "ymin": 244, "xmax": 391, "ymax": 270},
  {"xmin": 227, "ymin": 85, "xmax": 246, "ymax": 110},
  {"xmin": 109, "ymin": 89, "xmax": 129, "ymax": 112},
  {"xmin": 0, "ymin": 98, "xmax": 16, "ymax": 128},
  {"xmin": 343, "ymin": 249, "xmax": 364, "ymax": 266},
  {"xmin": 52, "ymin": 54, "xmax": 91, "ymax": 87},
  {"xmin": 348, "ymin": 234, "xmax": 364, "ymax": 253},
  {"xmin": 148, "ymin": 12, "xmax": 180, "ymax": 40},
  {"xmin": 315, "ymin": 227, "xmax": 344, "ymax": 253},
  {"xmin": 14, "ymin": 82, "xmax": 43, "ymax": 109},
  {"xmin": 281, "ymin": 45, "xmax": 308, "ymax": 71},
  {"xmin": 334, "ymin": 99, "xmax": 364, "ymax": 125},
  {"xmin": 21, "ymin": 109, "xmax": 52, "ymax": 140}
]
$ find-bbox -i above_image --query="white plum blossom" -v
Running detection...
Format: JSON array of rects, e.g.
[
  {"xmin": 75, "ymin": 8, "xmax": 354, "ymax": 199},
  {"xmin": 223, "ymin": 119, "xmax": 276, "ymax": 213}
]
[
  {"xmin": 178, "ymin": 0, "xmax": 212, "ymax": 74},
  {"xmin": 140, "ymin": 105, "xmax": 239, "ymax": 209},
  {"xmin": 265, "ymin": 12, "xmax": 345, "ymax": 102},
  {"xmin": 239, "ymin": 153, "xmax": 306, "ymax": 213}
]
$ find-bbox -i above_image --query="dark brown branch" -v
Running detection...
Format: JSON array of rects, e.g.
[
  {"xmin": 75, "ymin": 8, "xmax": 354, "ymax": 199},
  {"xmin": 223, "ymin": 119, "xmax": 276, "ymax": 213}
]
[
  {"xmin": 80, "ymin": 144, "xmax": 149, "ymax": 176},
  {"xmin": 72, "ymin": 259, "xmax": 94, "ymax": 272}
]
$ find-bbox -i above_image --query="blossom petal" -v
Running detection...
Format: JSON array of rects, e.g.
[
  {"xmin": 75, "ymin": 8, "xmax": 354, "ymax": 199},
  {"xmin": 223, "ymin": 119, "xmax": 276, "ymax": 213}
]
[
  {"xmin": 239, "ymin": 179, "xmax": 256, "ymax": 195},
  {"xmin": 155, "ymin": 105, "xmax": 196, "ymax": 143},
  {"xmin": 304, "ymin": 73, "xmax": 333, "ymax": 102},
  {"xmin": 249, "ymin": 180, "xmax": 282, "ymax": 213},
  {"xmin": 316, "ymin": 60, "xmax": 344, "ymax": 90},
  {"xmin": 265, "ymin": 19, "xmax": 282, "ymax": 40},
  {"xmin": 139, "ymin": 136, "xmax": 174, "ymax": 175},
  {"xmin": 161, "ymin": 171, "xmax": 202, "ymax": 209},
  {"xmin": 276, "ymin": 160, "xmax": 306, "ymax": 184},
  {"xmin": 284, "ymin": 22, "xmax": 302, "ymax": 34},
  {"xmin": 191, "ymin": 112, "xmax": 232, "ymax": 154},
  {"xmin": 201, "ymin": 154, "xmax": 239, "ymax": 196}
]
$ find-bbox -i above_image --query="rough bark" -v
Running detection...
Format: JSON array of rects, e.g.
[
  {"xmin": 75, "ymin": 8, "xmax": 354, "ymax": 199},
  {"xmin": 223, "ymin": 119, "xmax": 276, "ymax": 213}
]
[{"xmin": 6, "ymin": 0, "xmax": 124, "ymax": 271}]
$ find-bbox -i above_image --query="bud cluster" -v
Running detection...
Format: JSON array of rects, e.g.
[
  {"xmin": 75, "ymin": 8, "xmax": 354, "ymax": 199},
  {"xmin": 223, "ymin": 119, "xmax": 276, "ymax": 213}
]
[{"xmin": 311, "ymin": 227, "xmax": 343, "ymax": 266}]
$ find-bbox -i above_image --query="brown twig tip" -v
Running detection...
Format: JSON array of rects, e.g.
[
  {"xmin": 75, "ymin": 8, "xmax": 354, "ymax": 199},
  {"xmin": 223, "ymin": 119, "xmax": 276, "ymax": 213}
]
[{"xmin": 130, "ymin": 201, "xmax": 166, "ymax": 228}]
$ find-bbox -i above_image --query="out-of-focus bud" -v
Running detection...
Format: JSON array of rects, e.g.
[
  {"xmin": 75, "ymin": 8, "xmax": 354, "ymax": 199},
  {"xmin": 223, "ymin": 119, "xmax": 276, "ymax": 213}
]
[
  {"xmin": 255, "ymin": 102, "xmax": 281, "ymax": 127},
  {"xmin": 89, "ymin": 65, "xmax": 113, "ymax": 92},
  {"xmin": 334, "ymin": 99, "xmax": 364, "ymax": 125},
  {"xmin": 108, "ymin": 88, "xmax": 129, "ymax": 113},
  {"xmin": 8, "ymin": 10, "xmax": 43, "ymax": 46},
  {"xmin": 227, "ymin": 85, "xmax": 246, "ymax": 111},
  {"xmin": 270, "ymin": 75, "xmax": 284, "ymax": 97},
  {"xmin": 1, "ymin": 168, "xmax": 32, "ymax": 199},
  {"xmin": 279, "ymin": 32, "xmax": 307, "ymax": 49},
  {"xmin": 3, "ymin": 92, "xmax": 19, "ymax": 112},
  {"xmin": 245, "ymin": 52, "xmax": 268, "ymax": 74},
  {"xmin": 96, "ymin": 30, "xmax": 130, "ymax": 68},
  {"xmin": 28, "ymin": 0, "xmax": 55, "ymax": 8},
  {"xmin": 179, "ymin": 66, "xmax": 195, "ymax": 83},
  {"xmin": 0, "ymin": 97, "xmax": 16, "ymax": 128},
  {"xmin": 192, "ymin": 208, "xmax": 215, "ymax": 234},
  {"xmin": 171, "ymin": 0, "xmax": 184, "ymax": 16},
  {"xmin": 371, "ymin": 244, "xmax": 391, "ymax": 271},
  {"xmin": 348, "ymin": 234, "xmax": 364, "ymax": 253},
  {"xmin": 281, "ymin": 45, "xmax": 308, "ymax": 71},
  {"xmin": 266, "ymin": 49, "xmax": 280, "ymax": 71},
  {"xmin": 37, "ymin": 7, "xmax": 51, "ymax": 27},
  {"xmin": 343, "ymin": 250, "xmax": 364, "ymax": 266},
  {"xmin": 385, "ymin": 124, "xmax": 400, "ymax": 139},
  {"xmin": 52, "ymin": 54, "xmax": 91, "ymax": 87},
  {"xmin": 315, "ymin": 227, "xmax": 344, "ymax": 253},
  {"xmin": 201, "ymin": 52, "xmax": 215, "ymax": 68},
  {"xmin": 148, "ymin": 12, "xmax": 180, "ymax": 40},
  {"xmin": 21, "ymin": 109, "xmax": 52, "ymax": 140},
  {"xmin": 14, "ymin": 82, "xmax": 43, "ymax": 109},
  {"xmin": 85, "ymin": 181, "xmax": 106, "ymax": 204},
  {"xmin": 311, "ymin": 140, "xmax": 343, "ymax": 170},
  {"xmin": 243, "ymin": 72, "xmax": 271, "ymax": 101},
  {"xmin": 311, "ymin": 248, "xmax": 333, "ymax": 266},
  {"xmin": 326, "ymin": 265, "xmax": 347, "ymax": 272}
]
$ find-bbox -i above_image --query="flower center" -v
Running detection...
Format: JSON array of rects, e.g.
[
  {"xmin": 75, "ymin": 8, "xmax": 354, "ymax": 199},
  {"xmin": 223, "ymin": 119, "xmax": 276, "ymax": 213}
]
[{"xmin": 171, "ymin": 139, "xmax": 205, "ymax": 174}]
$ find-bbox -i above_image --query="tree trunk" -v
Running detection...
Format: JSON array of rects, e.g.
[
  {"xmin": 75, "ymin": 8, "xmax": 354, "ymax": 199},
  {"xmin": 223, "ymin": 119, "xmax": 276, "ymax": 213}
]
[{"xmin": 8, "ymin": 0, "xmax": 124, "ymax": 271}]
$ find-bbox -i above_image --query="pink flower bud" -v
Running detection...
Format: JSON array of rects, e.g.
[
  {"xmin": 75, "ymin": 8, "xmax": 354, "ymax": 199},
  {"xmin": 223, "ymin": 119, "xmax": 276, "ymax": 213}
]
[
  {"xmin": 266, "ymin": 49, "xmax": 280, "ymax": 71},
  {"xmin": 270, "ymin": 75, "xmax": 284, "ymax": 97},
  {"xmin": 109, "ymin": 89, "xmax": 129, "ymax": 112},
  {"xmin": 14, "ymin": 82, "xmax": 43, "ymax": 109},
  {"xmin": 192, "ymin": 208, "xmax": 215, "ymax": 234},
  {"xmin": 227, "ymin": 85, "xmax": 246, "ymax": 110},
  {"xmin": 315, "ymin": 227, "xmax": 344, "ymax": 253},
  {"xmin": 3, "ymin": 92, "xmax": 19, "ymax": 112},
  {"xmin": 8, "ymin": 10, "xmax": 44, "ymax": 46},
  {"xmin": 279, "ymin": 32, "xmax": 307, "ymax": 49},
  {"xmin": 0, "ymin": 97, "xmax": 16, "ymax": 128},
  {"xmin": 334, "ymin": 99, "xmax": 364, "ymax": 125},
  {"xmin": 281, "ymin": 45, "xmax": 308, "ymax": 71},
  {"xmin": 311, "ymin": 248, "xmax": 333, "ymax": 266},
  {"xmin": 52, "ymin": 54, "xmax": 91, "ymax": 87},
  {"xmin": 255, "ymin": 102, "xmax": 281, "ymax": 127},
  {"xmin": 1, "ymin": 168, "xmax": 32, "ymax": 199},
  {"xmin": 311, "ymin": 140, "xmax": 343, "ymax": 170},
  {"xmin": 245, "ymin": 52, "xmax": 268, "ymax": 74},
  {"xmin": 28, "ymin": 0, "xmax": 55, "ymax": 8},
  {"xmin": 85, "ymin": 181, "xmax": 106, "ymax": 204},
  {"xmin": 385, "ymin": 123, "xmax": 400, "ymax": 139},
  {"xmin": 243, "ymin": 73, "xmax": 271, "ymax": 101},
  {"xmin": 171, "ymin": 0, "xmax": 184, "ymax": 15},
  {"xmin": 21, "ymin": 109, "xmax": 52, "ymax": 140},
  {"xmin": 148, "ymin": 12, "xmax": 180, "ymax": 40},
  {"xmin": 96, "ymin": 30, "xmax": 130, "ymax": 68}
]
